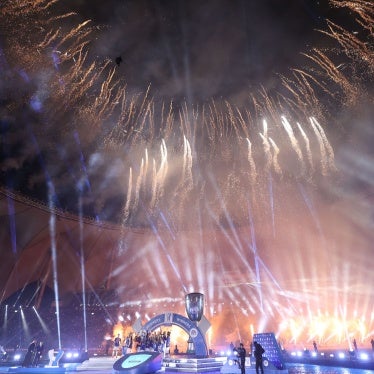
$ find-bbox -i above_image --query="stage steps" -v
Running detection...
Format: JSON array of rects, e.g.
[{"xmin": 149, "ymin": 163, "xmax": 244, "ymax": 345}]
[
  {"xmin": 75, "ymin": 356, "xmax": 115, "ymax": 371},
  {"xmin": 162, "ymin": 357, "xmax": 224, "ymax": 373}
]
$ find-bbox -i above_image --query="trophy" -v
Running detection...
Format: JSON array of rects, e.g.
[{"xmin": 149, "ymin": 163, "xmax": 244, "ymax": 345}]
[{"xmin": 185, "ymin": 292, "xmax": 204, "ymax": 322}]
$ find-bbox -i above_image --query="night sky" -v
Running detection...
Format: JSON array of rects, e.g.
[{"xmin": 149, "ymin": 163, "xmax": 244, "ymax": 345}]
[{"xmin": 59, "ymin": 0, "xmax": 346, "ymax": 102}]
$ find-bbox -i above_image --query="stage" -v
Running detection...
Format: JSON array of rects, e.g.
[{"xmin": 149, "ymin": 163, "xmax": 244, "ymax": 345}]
[
  {"xmin": 1, "ymin": 350, "xmax": 374, "ymax": 374},
  {"xmin": 0, "ymin": 356, "xmax": 284, "ymax": 374},
  {"xmin": 0, "ymin": 356, "xmax": 112, "ymax": 374}
]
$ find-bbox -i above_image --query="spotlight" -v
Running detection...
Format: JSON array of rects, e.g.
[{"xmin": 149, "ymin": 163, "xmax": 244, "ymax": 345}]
[
  {"xmin": 359, "ymin": 352, "xmax": 369, "ymax": 360},
  {"xmin": 65, "ymin": 352, "xmax": 79, "ymax": 359},
  {"xmin": 338, "ymin": 352, "xmax": 345, "ymax": 359},
  {"xmin": 60, "ymin": 351, "xmax": 85, "ymax": 364},
  {"xmin": 14, "ymin": 354, "xmax": 21, "ymax": 361}
]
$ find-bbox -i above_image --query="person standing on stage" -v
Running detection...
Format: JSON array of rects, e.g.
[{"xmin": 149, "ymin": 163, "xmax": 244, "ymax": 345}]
[
  {"xmin": 353, "ymin": 338, "xmax": 358, "ymax": 351},
  {"xmin": 32, "ymin": 341, "xmax": 44, "ymax": 367},
  {"xmin": 229, "ymin": 342, "xmax": 235, "ymax": 353},
  {"xmin": 253, "ymin": 341, "xmax": 265, "ymax": 374},
  {"xmin": 22, "ymin": 338, "xmax": 37, "ymax": 367},
  {"xmin": 313, "ymin": 340, "xmax": 318, "ymax": 352},
  {"xmin": 112, "ymin": 334, "xmax": 121, "ymax": 358},
  {"xmin": 237, "ymin": 342, "xmax": 246, "ymax": 374}
]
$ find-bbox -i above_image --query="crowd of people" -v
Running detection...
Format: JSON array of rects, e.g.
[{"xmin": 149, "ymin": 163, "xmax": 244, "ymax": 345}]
[
  {"xmin": 104, "ymin": 330, "xmax": 172, "ymax": 358},
  {"xmin": 106, "ymin": 331, "xmax": 269, "ymax": 374}
]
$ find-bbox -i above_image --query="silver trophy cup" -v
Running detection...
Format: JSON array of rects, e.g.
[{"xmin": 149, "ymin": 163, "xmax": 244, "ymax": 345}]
[{"xmin": 185, "ymin": 292, "xmax": 204, "ymax": 322}]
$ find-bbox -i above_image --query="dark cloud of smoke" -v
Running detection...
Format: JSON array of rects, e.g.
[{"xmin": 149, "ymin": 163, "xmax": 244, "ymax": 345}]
[{"xmin": 67, "ymin": 0, "xmax": 341, "ymax": 103}]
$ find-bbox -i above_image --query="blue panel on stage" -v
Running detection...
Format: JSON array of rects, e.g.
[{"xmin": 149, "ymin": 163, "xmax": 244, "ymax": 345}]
[
  {"xmin": 121, "ymin": 353, "xmax": 153, "ymax": 368},
  {"xmin": 113, "ymin": 351, "xmax": 162, "ymax": 374},
  {"xmin": 253, "ymin": 332, "xmax": 285, "ymax": 370}
]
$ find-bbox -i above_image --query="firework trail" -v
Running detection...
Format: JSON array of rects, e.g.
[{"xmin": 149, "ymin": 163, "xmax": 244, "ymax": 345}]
[
  {"xmin": 296, "ymin": 122, "xmax": 314, "ymax": 175},
  {"xmin": 326, "ymin": 0, "xmax": 373, "ymax": 67},
  {"xmin": 281, "ymin": 115, "xmax": 306, "ymax": 174},
  {"xmin": 268, "ymin": 137, "xmax": 282, "ymax": 176},
  {"xmin": 246, "ymin": 138, "xmax": 257, "ymax": 183},
  {"xmin": 309, "ymin": 117, "xmax": 335, "ymax": 175},
  {"xmin": 133, "ymin": 158, "xmax": 145, "ymax": 213},
  {"xmin": 182, "ymin": 135, "xmax": 193, "ymax": 190},
  {"xmin": 285, "ymin": 1, "xmax": 372, "ymax": 114},
  {"xmin": 122, "ymin": 167, "xmax": 133, "ymax": 224},
  {"xmin": 150, "ymin": 139, "xmax": 168, "ymax": 210}
]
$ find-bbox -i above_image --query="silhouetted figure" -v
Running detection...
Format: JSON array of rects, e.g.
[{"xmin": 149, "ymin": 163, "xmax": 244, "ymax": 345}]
[
  {"xmin": 313, "ymin": 341, "xmax": 318, "ymax": 352},
  {"xmin": 353, "ymin": 338, "xmax": 358, "ymax": 351},
  {"xmin": 371, "ymin": 338, "xmax": 374, "ymax": 351},
  {"xmin": 253, "ymin": 341, "xmax": 265, "ymax": 374},
  {"xmin": 33, "ymin": 341, "xmax": 44, "ymax": 367},
  {"xmin": 115, "ymin": 56, "xmax": 123, "ymax": 66},
  {"xmin": 237, "ymin": 343, "xmax": 246, "ymax": 374},
  {"xmin": 22, "ymin": 339, "xmax": 37, "ymax": 367},
  {"xmin": 104, "ymin": 339, "xmax": 111, "ymax": 355},
  {"xmin": 173, "ymin": 345, "xmax": 179, "ymax": 355},
  {"xmin": 122, "ymin": 340, "xmax": 128, "ymax": 356},
  {"xmin": 127, "ymin": 334, "xmax": 133, "ymax": 353},
  {"xmin": 229, "ymin": 342, "xmax": 235, "ymax": 353}
]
